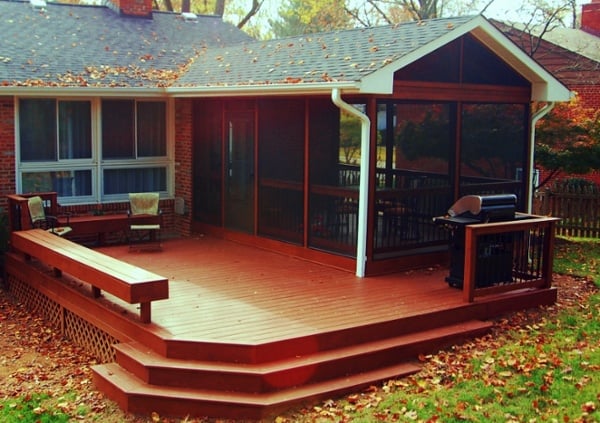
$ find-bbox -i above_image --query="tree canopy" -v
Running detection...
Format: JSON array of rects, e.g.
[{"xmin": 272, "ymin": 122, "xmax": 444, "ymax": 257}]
[{"xmin": 535, "ymin": 98, "xmax": 600, "ymax": 187}]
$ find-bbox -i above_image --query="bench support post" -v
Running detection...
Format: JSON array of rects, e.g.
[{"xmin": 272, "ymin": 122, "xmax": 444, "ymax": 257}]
[
  {"xmin": 91, "ymin": 286, "xmax": 101, "ymax": 298},
  {"xmin": 140, "ymin": 302, "xmax": 151, "ymax": 324}
]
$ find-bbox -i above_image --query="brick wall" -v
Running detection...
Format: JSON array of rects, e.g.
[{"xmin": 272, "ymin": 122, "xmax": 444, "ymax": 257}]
[
  {"xmin": 582, "ymin": 0, "xmax": 600, "ymax": 36},
  {"xmin": 174, "ymin": 99, "xmax": 193, "ymax": 237},
  {"xmin": 0, "ymin": 97, "xmax": 15, "ymax": 213},
  {"xmin": 571, "ymin": 85, "xmax": 600, "ymax": 112},
  {"xmin": 104, "ymin": 0, "xmax": 153, "ymax": 18}
]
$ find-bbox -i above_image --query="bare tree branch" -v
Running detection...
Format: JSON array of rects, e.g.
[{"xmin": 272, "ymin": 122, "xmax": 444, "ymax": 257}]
[{"xmin": 237, "ymin": 0, "xmax": 264, "ymax": 29}]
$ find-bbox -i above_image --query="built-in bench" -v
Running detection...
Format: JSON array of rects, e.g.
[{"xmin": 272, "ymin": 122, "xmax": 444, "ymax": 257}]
[
  {"xmin": 10, "ymin": 229, "xmax": 169, "ymax": 323},
  {"xmin": 6, "ymin": 192, "xmax": 161, "ymax": 245}
]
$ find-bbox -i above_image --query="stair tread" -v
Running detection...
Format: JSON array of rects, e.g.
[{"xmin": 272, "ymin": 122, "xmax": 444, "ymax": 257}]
[
  {"xmin": 115, "ymin": 319, "xmax": 492, "ymax": 374},
  {"xmin": 94, "ymin": 361, "xmax": 420, "ymax": 406}
]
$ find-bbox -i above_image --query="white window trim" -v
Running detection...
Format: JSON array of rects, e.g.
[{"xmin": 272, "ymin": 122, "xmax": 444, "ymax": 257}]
[{"xmin": 16, "ymin": 96, "xmax": 174, "ymax": 205}]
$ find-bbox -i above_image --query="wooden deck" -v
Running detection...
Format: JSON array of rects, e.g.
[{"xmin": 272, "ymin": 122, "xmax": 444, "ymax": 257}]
[{"xmin": 5, "ymin": 235, "xmax": 558, "ymax": 420}]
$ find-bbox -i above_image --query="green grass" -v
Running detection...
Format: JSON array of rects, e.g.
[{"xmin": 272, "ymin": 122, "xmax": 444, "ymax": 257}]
[
  {"xmin": 554, "ymin": 236, "xmax": 600, "ymax": 286},
  {"xmin": 0, "ymin": 393, "xmax": 71, "ymax": 423},
  {"xmin": 285, "ymin": 237, "xmax": 600, "ymax": 422}
]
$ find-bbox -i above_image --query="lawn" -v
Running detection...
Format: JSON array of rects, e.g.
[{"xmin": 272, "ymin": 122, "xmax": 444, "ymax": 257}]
[{"xmin": 278, "ymin": 236, "xmax": 600, "ymax": 422}]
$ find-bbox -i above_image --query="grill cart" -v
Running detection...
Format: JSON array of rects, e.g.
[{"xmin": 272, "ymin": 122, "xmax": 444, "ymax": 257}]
[{"xmin": 434, "ymin": 194, "xmax": 523, "ymax": 288}]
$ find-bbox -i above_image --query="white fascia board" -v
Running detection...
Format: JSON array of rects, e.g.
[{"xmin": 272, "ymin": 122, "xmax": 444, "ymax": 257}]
[
  {"xmin": 465, "ymin": 18, "xmax": 572, "ymax": 102},
  {"xmin": 1, "ymin": 82, "xmax": 362, "ymax": 98},
  {"xmin": 167, "ymin": 81, "xmax": 361, "ymax": 97},
  {"xmin": 359, "ymin": 15, "xmax": 572, "ymax": 101},
  {"xmin": 359, "ymin": 18, "xmax": 480, "ymax": 95},
  {"xmin": 0, "ymin": 86, "xmax": 168, "ymax": 97}
]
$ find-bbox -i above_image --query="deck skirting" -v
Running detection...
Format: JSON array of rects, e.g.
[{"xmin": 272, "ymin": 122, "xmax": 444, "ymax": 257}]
[{"xmin": 4, "ymin": 255, "xmax": 120, "ymax": 363}]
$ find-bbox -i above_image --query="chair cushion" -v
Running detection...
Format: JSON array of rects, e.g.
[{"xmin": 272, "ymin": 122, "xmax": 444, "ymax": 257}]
[
  {"xmin": 28, "ymin": 196, "xmax": 46, "ymax": 223},
  {"xmin": 130, "ymin": 224, "xmax": 161, "ymax": 231},
  {"xmin": 129, "ymin": 192, "xmax": 159, "ymax": 216}
]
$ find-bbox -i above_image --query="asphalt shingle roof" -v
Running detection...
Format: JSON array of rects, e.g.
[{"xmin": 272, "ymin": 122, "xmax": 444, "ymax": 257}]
[
  {"xmin": 0, "ymin": 0, "xmax": 477, "ymax": 89},
  {"xmin": 0, "ymin": 0, "xmax": 252, "ymax": 87},
  {"xmin": 177, "ymin": 16, "xmax": 475, "ymax": 87}
]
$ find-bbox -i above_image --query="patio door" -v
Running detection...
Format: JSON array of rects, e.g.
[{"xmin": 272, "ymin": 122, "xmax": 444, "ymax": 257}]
[{"xmin": 225, "ymin": 111, "xmax": 255, "ymax": 233}]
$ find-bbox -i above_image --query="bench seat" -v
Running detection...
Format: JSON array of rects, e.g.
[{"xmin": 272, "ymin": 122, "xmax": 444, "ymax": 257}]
[
  {"xmin": 10, "ymin": 229, "xmax": 169, "ymax": 323},
  {"xmin": 59, "ymin": 213, "xmax": 161, "ymax": 245}
]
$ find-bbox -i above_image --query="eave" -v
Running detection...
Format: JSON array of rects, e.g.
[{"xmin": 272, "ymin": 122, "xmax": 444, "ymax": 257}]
[
  {"xmin": 166, "ymin": 81, "xmax": 362, "ymax": 97},
  {"xmin": 0, "ymin": 86, "xmax": 169, "ymax": 98}
]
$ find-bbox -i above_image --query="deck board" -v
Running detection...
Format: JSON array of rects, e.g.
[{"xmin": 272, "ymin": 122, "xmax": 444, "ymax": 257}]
[{"xmin": 95, "ymin": 237, "xmax": 465, "ymax": 344}]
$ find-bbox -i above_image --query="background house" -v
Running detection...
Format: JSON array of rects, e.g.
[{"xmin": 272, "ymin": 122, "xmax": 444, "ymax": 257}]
[{"xmin": 494, "ymin": 0, "xmax": 600, "ymax": 187}]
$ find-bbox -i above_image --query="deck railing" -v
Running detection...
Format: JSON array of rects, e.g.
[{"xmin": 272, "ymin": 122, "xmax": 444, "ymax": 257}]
[{"xmin": 463, "ymin": 215, "xmax": 560, "ymax": 302}]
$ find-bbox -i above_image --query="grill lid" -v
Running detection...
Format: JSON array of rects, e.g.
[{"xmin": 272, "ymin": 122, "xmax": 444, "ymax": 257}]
[{"xmin": 448, "ymin": 194, "xmax": 517, "ymax": 222}]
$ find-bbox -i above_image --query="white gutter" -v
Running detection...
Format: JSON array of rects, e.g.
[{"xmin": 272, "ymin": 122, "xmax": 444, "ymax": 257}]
[
  {"xmin": 0, "ymin": 82, "xmax": 362, "ymax": 98},
  {"xmin": 331, "ymin": 88, "xmax": 371, "ymax": 278},
  {"xmin": 528, "ymin": 102, "xmax": 555, "ymax": 213}
]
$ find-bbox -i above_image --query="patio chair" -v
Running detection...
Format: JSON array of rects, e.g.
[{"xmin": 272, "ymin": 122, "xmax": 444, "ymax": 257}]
[
  {"xmin": 27, "ymin": 195, "xmax": 72, "ymax": 236},
  {"xmin": 128, "ymin": 192, "xmax": 162, "ymax": 250}
]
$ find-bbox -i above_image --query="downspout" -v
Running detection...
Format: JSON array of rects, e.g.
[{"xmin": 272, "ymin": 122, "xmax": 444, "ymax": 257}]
[
  {"xmin": 331, "ymin": 88, "xmax": 371, "ymax": 277},
  {"xmin": 528, "ymin": 102, "xmax": 555, "ymax": 213}
]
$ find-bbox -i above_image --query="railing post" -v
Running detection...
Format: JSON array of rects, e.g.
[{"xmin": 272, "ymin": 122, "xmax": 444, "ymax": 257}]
[
  {"xmin": 541, "ymin": 220, "xmax": 556, "ymax": 289},
  {"xmin": 463, "ymin": 226, "xmax": 477, "ymax": 303}
]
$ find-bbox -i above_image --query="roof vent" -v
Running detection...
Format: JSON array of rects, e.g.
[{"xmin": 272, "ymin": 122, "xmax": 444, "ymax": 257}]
[
  {"xmin": 30, "ymin": 0, "xmax": 47, "ymax": 9},
  {"xmin": 30, "ymin": 0, "xmax": 47, "ymax": 10},
  {"xmin": 182, "ymin": 12, "xmax": 198, "ymax": 22}
]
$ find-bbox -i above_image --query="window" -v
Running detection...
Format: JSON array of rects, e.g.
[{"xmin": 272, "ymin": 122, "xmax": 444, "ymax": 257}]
[
  {"xmin": 19, "ymin": 99, "xmax": 93, "ymax": 199},
  {"xmin": 101, "ymin": 100, "xmax": 168, "ymax": 197},
  {"xmin": 20, "ymin": 99, "xmax": 91, "ymax": 162},
  {"xmin": 102, "ymin": 100, "xmax": 166, "ymax": 159},
  {"xmin": 18, "ymin": 98, "xmax": 170, "ymax": 203}
]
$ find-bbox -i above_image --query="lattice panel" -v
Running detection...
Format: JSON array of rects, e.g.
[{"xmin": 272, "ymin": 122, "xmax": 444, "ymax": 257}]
[
  {"xmin": 6, "ymin": 275, "xmax": 61, "ymax": 327},
  {"xmin": 64, "ymin": 310, "xmax": 117, "ymax": 363},
  {"xmin": 5, "ymin": 274, "xmax": 117, "ymax": 363}
]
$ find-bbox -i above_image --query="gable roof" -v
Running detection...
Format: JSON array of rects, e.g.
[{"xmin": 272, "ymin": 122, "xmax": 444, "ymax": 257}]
[
  {"xmin": 173, "ymin": 15, "xmax": 570, "ymax": 101},
  {"xmin": 0, "ymin": 0, "xmax": 251, "ymax": 90},
  {"xmin": 175, "ymin": 15, "xmax": 475, "ymax": 91},
  {"xmin": 541, "ymin": 27, "xmax": 600, "ymax": 62},
  {"xmin": 0, "ymin": 2, "xmax": 570, "ymax": 102}
]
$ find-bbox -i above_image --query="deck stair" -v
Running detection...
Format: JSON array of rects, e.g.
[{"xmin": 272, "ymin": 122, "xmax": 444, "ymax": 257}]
[{"xmin": 92, "ymin": 319, "xmax": 492, "ymax": 420}]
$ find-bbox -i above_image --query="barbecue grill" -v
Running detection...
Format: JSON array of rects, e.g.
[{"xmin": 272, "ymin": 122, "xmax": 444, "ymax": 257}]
[{"xmin": 434, "ymin": 194, "xmax": 518, "ymax": 288}]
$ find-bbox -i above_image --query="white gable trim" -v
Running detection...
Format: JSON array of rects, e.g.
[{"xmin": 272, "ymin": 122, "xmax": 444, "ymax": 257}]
[{"xmin": 360, "ymin": 15, "xmax": 571, "ymax": 101}]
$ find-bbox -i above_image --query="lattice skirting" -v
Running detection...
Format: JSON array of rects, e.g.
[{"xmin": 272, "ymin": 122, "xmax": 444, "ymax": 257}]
[{"xmin": 5, "ymin": 274, "xmax": 118, "ymax": 363}]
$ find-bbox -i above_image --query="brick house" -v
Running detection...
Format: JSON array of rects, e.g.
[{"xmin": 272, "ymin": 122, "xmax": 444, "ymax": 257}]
[
  {"xmin": 0, "ymin": 0, "xmax": 570, "ymax": 276},
  {"xmin": 494, "ymin": 0, "xmax": 600, "ymax": 187}
]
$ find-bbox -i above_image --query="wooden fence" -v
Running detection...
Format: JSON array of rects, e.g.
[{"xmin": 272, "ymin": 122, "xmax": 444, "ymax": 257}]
[{"xmin": 535, "ymin": 185, "xmax": 600, "ymax": 238}]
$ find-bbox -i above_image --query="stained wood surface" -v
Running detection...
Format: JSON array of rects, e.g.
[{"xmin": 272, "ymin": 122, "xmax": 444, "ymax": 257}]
[
  {"xmin": 11, "ymin": 229, "xmax": 168, "ymax": 304},
  {"xmin": 95, "ymin": 236, "xmax": 463, "ymax": 344}
]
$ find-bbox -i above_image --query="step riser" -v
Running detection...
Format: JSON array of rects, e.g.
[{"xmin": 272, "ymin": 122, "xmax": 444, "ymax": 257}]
[
  {"xmin": 162, "ymin": 289, "xmax": 555, "ymax": 363},
  {"xmin": 93, "ymin": 363, "xmax": 420, "ymax": 421},
  {"xmin": 163, "ymin": 309, "xmax": 478, "ymax": 362},
  {"xmin": 115, "ymin": 326, "xmax": 489, "ymax": 392}
]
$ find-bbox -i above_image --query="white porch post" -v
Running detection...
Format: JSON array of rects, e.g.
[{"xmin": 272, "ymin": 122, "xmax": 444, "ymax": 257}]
[{"xmin": 331, "ymin": 89, "xmax": 371, "ymax": 277}]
